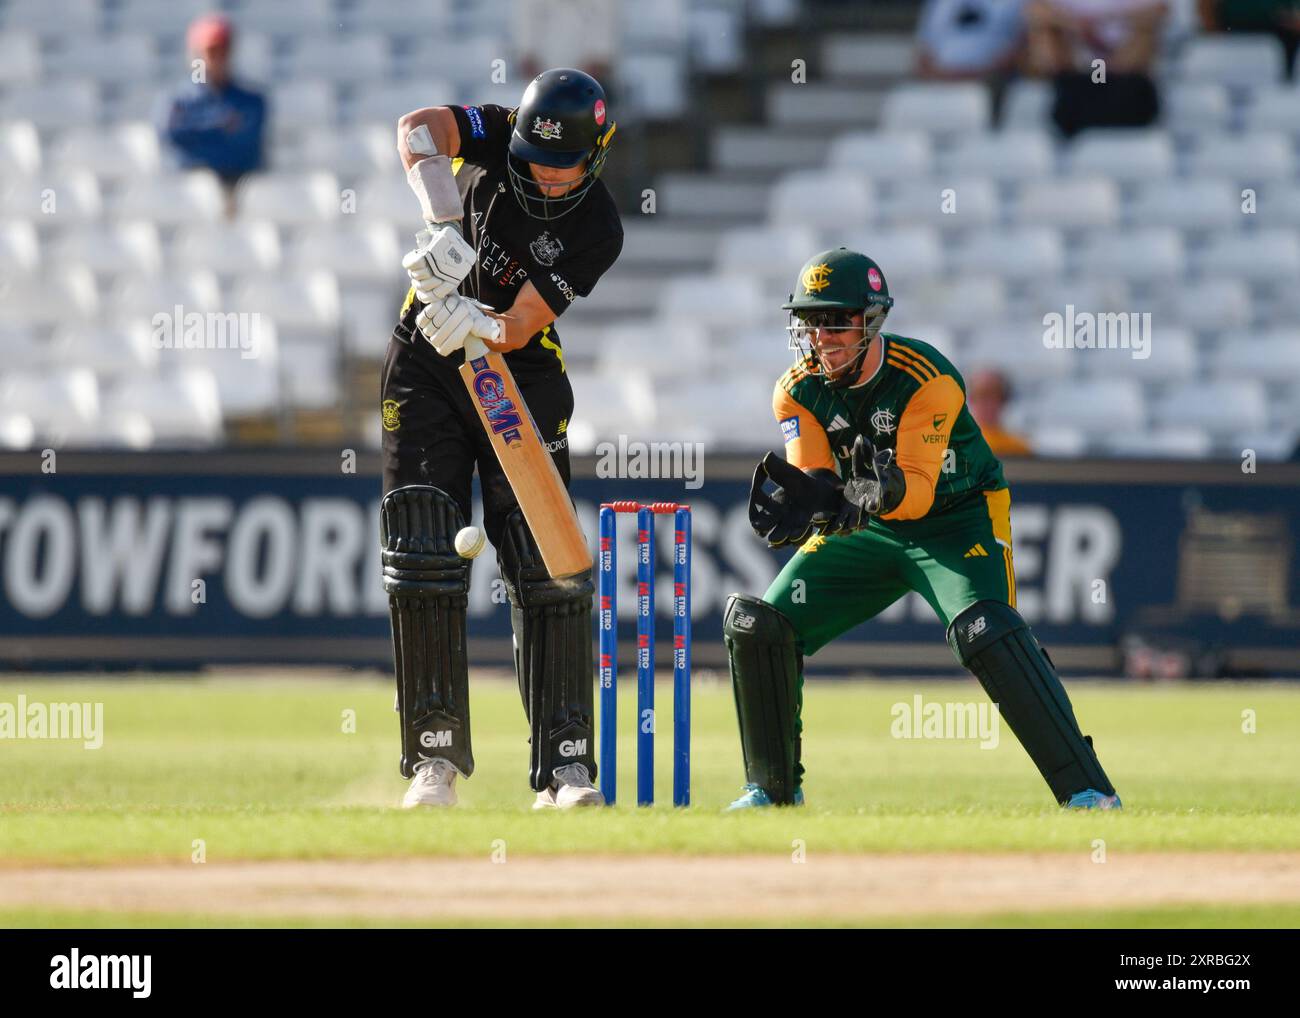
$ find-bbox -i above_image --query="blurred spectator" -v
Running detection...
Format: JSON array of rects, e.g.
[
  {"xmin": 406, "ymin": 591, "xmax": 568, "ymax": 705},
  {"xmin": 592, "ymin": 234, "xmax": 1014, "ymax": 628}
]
[
  {"xmin": 512, "ymin": 0, "xmax": 617, "ymax": 83},
  {"xmin": 1027, "ymin": 0, "xmax": 1167, "ymax": 136},
  {"xmin": 1199, "ymin": 0, "xmax": 1300, "ymax": 78},
  {"xmin": 968, "ymin": 368, "xmax": 1033, "ymax": 456},
  {"xmin": 156, "ymin": 14, "xmax": 266, "ymax": 202},
  {"xmin": 916, "ymin": 0, "xmax": 1030, "ymax": 80}
]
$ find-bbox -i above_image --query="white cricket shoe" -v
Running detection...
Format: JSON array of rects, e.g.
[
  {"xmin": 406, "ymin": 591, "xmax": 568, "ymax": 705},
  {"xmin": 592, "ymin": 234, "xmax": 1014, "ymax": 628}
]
[
  {"xmin": 532, "ymin": 763, "xmax": 605, "ymax": 810},
  {"xmin": 402, "ymin": 757, "xmax": 459, "ymax": 808}
]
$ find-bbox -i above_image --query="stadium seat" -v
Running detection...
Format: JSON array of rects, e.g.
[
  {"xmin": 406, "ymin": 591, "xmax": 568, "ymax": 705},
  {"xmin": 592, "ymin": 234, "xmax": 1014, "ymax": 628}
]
[
  {"xmin": 661, "ymin": 275, "xmax": 766, "ymax": 329},
  {"xmin": 1066, "ymin": 130, "xmax": 1175, "ymax": 181},
  {"xmin": 1015, "ymin": 178, "xmax": 1120, "ymax": 228},
  {"xmin": 1028, "ymin": 425, "xmax": 1088, "ymax": 457},
  {"xmin": 1153, "ymin": 278, "xmax": 1252, "ymax": 332},
  {"xmin": 1001, "ymin": 80, "xmax": 1053, "ymax": 128},
  {"xmin": 1017, "ymin": 277, "xmax": 1132, "ymax": 320},
  {"xmin": 172, "ymin": 221, "xmax": 283, "ymax": 274},
  {"xmin": 1209, "ymin": 331, "xmax": 1300, "ymax": 385},
  {"xmin": 238, "ymin": 172, "xmax": 341, "ymax": 225},
  {"xmin": 1034, "ymin": 378, "xmax": 1146, "ymax": 432},
  {"xmin": 690, "ymin": 5, "xmax": 745, "ymax": 71},
  {"xmin": 835, "ymin": 227, "xmax": 942, "ymax": 283},
  {"xmin": 1128, "ymin": 178, "xmax": 1241, "ymax": 230},
  {"xmin": 1255, "ymin": 183, "xmax": 1300, "ymax": 227},
  {"xmin": 116, "ymin": 172, "xmax": 224, "ymax": 224},
  {"xmin": 285, "ymin": 35, "xmax": 390, "ymax": 83},
  {"xmin": 0, "ymin": 413, "xmax": 36, "ymax": 450},
  {"xmin": 50, "ymin": 221, "xmax": 164, "ymax": 276},
  {"xmin": 2, "ymin": 170, "xmax": 102, "ymax": 221},
  {"xmin": 566, "ymin": 370, "xmax": 658, "ymax": 453},
  {"xmin": 171, "ymin": 319, "xmax": 282, "ymax": 417},
  {"xmin": 596, "ymin": 320, "xmax": 711, "ymax": 379},
  {"xmin": 945, "ymin": 130, "xmax": 1055, "ymax": 181},
  {"xmin": 1153, "ymin": 380, "xmax": 1268, "ymax": 435},
  {"xmin": 292, "ymin": 124, "xmax": 399, "ymax": 177},
  {"xmin": 0, "ymin": 266, "xmax": 98, "ymax": 326},
  {"xmin": 1242, "ymin": 86, "xmax": 1300, "ymax": 136},
  {"xmin": 111, "ymin": 269, "xmax": 222, "ymax": 320},
  {"xmin": 967, "ymin": 325, "xmax": 1075, "ymax": 382},
  {"xmin": 0, "ymin": 0, "xmax": 98, "ymax": 37},
  {"xmin": 270, "ymin": 80, "xmax": 339, "ymax": 128},
  {"xmin": 880, "ymin": 83, "xmax": 991, "ymax": 134},
  {"xmin": 911, "ymin": 275, "xmax": 1008, "ymax": 329},
  {"xmin": 1078, "ymin": 325, "xmax": 1197, "ymax": 382},
  {"xmin": 878, "ymin": 178, "xmax": 999, "ymax": 228},
  {"xmin": 0, "ymin": 221, "xmax": 39, "ymax": 274},
  {"xmin": 353, "ymin": 174, "xmax": 425, "ymax": 227},
  {"xmin": 229, "ymin": 270, "xmax": 341, "ymax": 331},
  {"xmin": 51, "ymin": 123, "xmax": 161, "ymax": 180},
  {"xmin": 0, "ymin": 368, "xmax": 101, "ymax": 443},
  {"xmin": 0, "ymin": 322, "xmax": 50, "ymax": 370},
  {"xmin": 51, "ymin": 35, "xmax": 157, "ymax": 84},
  {"xmin": 1187, "ymin": 133, "xmax": 1294, "ymax": 182},
  {"xmin": 769, "ymin": 171, "xmax": 875, "ymax": 228},
  {"xmin": 49, "ymin": 322, "xmax": 160, "ymax": 378},
  {"xmin": 1176, "ymin": 36, "xmax": 1287, "ymax": 87},
  {"xmin": 288, "ymin": 223, "xmax": 402, "ymax": 283},
  {"xmin": 103, "ymin": 368, "xmax": 224, "ymax": 446},
  {"xmin": 0, "ymin": 121, "xmax": 41, "ymax": 176},
  {"xmin": 111, "ymin": 0, "xmax": 209, "ymax": 35},
  {"xmin": 620, "ymin": 51, "xmax": 689, "ymax": 119},
  {"xmin": 1160, "ymin": 82, "xmax": 1231, "ymax": 133},
  {"xmin": 0, "ymin": 32, "xmax": 40, "ymax": 83},
  {"xmin": 951, "ymin": 227, "xmax": 1065, "ymax": 282},
  {"xmin": 348, "ymin": 80, "xmax": 457, "ymax": 124},
  {"xmin": 1, "ymin": 80, "xmax": 99, "ymax": 131},
  {"xmin": 826, "ymin": 131, "xmax": 933, "ymax": 180},
  {"xmin": 1105, "ymin": 427, "xmax": 1213, "ymax": 459},
  {"xmin": 1077, "ymin": 228, "xmax": 1184, "ymax": 282},
  {"xmin": 1193, "ymin": 230, "xmax": 1300, "ymax": 283},
  {"xmin": 346, "ymin": 0, "xmax": 451, "ymax": 34},
  {"xmin": 714, "ymin": 225, "xmax": 820, "ymax": 289},
  {"xmin": 228, "ymin": 0, "xmax": 334, "ymax": 36}
]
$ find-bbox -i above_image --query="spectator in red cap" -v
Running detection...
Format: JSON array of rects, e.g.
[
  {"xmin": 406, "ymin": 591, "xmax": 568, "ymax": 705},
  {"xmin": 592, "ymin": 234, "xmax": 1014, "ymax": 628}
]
[{"xmin": 156, "ymin": 13, "xmax": 267, "ymax": 203}]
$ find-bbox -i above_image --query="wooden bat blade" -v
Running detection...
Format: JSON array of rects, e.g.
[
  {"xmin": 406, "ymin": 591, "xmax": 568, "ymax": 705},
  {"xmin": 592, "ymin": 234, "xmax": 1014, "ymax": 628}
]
[{"xmin": 459, "ymin": 338, "xmax": 590, "ymax": 578}]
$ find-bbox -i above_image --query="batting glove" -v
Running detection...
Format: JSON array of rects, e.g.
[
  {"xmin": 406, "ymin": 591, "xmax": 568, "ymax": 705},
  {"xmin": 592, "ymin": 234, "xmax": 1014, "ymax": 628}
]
[
  {"xmin": 402, "ymin": 225, "xmax": 476, "ymax": 305},
  {"xmin": 416, "ymin": 295, "xmax": 501, "ymax": 356}
]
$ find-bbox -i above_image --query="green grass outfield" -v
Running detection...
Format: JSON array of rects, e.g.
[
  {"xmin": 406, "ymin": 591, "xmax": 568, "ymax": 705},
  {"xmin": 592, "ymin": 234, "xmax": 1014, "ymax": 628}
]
[{"xmin": 1, "ymin": 673, "xmax": 1298, "ymax": 862}]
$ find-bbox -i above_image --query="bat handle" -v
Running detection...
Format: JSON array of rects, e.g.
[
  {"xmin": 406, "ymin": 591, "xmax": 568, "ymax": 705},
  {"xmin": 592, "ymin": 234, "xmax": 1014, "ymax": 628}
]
[{"xmin": 463, "ymin": 335, "xmax": 487, "ymax": 361}]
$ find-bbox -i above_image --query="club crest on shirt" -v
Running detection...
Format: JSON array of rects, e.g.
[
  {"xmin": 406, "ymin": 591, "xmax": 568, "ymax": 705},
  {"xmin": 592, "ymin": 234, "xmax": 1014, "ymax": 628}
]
[
  {"xmin": 532, "ymin": 116, "xmax": 563, "ymax": 140},
  {"xmin": 530, "ymin": 231, "xmax": 563, "ymax": 266},
  {"xmin": 870, "ymin": 408, "xmax": 896, "ymax": 435}
]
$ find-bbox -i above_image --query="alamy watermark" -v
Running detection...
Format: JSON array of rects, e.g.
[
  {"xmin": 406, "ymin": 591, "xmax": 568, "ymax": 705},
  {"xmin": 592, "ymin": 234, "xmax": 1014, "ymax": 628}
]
[
  {"xmin": 1043, "ymin": 305, "xmax": 1151, "ymax": 360},
  {"xmin": 0, "ymin": 694, "xmax": 103, "ymax": 749},
  {"xmin": 891, "ymin": 694, "xmax": 1000, "ymax": 749},
  {"xmin": 594, "ymin": 435, "xmax": 704, "ymax": 490},
  {"xmin": 151, "ymin": 305, "xmax": 264, "ymax": 359}
]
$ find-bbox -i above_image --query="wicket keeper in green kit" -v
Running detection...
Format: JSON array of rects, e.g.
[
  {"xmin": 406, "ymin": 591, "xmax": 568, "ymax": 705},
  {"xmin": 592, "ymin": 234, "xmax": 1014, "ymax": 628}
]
[{"xmin": 724, "ymin": 247, "xmax": 1122, "ymax": 811}]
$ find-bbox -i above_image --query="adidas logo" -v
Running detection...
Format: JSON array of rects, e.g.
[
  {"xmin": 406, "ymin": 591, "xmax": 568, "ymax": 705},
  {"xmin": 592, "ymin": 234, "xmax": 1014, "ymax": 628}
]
[
  {"xmin": 828, "ymin": 414, "xmax": 851, "ymax": 431},
  {"xmin": 963, "ymin": 543, "xmax": 989, "ymax": 558}
]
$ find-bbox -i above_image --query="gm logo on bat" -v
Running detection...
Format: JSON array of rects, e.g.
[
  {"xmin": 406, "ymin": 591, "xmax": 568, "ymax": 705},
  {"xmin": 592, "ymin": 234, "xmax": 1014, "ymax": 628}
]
[{"xmin": 470, "ymin": 356, "xmax": 524, "ymax": 445}]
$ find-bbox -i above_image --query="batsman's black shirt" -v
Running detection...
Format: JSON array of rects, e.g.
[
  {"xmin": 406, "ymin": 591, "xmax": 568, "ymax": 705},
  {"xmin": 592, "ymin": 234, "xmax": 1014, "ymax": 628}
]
[{"xmin": 392, "ymin": 102, "xmax": 623, "ymax": 377}]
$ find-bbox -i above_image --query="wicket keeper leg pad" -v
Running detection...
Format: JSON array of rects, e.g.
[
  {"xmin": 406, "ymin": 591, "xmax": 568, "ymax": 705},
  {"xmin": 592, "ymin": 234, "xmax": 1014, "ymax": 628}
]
[
  {"xmin": 381, "ymin": 485, "xmax": 474, "ymax": 779},
  {"xmin": 723, "ymin": 594, "xmax": 801, "ymax": 805},
  {"xmin": 947, "ymin": 600, "xmax": 1115, "ymax": 803},
  {"xmin": 498, "ymin": 509, "xmax": 596, "ymax": 791}
]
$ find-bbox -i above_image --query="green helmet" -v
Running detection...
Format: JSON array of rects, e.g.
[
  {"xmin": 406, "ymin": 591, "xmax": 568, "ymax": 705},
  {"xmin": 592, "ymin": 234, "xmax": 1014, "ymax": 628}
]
[{"xmin": 783, "ymin": 248, "xmax": 894, "ymax": 389}]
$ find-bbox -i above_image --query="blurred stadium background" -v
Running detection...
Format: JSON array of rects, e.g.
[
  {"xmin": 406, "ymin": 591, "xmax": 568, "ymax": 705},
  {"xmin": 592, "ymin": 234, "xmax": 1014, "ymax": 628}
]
[{"xmin": 0, "ymin": 0, "xmax": 1297, "ymax": 676}]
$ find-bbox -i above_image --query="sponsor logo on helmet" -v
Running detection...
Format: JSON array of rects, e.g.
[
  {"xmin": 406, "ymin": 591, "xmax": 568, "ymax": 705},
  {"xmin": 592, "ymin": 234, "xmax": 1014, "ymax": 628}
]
[
  {"xmin": 529, "ymin": 231, "xmax": 564, "ymax": 266},
  {"xmin": 867, "ymin": 267, "xmax": 883, "ymax": 292},
  {"xmin": 461, "ymin": 105, "xmax": 486, "ymax": 139},
  {"xmin": 779, "ymin": 416, "xmax": 800, "ymax": 443},
  {"xmin": 802, "ymin": 262, "xmax": 832, "ymax": 294},
  {"xmin": 381, "ymin": 399, "xmax": 401, "ymax": 431},
  {"xmin": 594, "ymin": 99, "xmax": 606, "ymax": 125},
  {"xmin": 870, "ymin": 408, "xmax": 896, "ymax": 435},
  {"xmin": 531, "ymin": 116, "xmax": 563, "ymax": 140}
]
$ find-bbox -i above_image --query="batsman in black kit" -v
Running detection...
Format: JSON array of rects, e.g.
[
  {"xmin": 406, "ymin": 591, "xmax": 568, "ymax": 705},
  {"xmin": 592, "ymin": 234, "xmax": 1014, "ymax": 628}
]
[{"xmin": 381, "ymin": 69, "xmax": 623, "ymax": 809}]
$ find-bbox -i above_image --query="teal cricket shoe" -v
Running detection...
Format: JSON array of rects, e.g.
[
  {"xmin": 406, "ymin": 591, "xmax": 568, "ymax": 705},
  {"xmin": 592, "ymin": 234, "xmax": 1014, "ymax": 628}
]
[
  {"xmin": 1065, "ymin": 788, "xmax": 1123, "ymax": 810},
  {"xmin": 726, "ymin": 783, "xmax": 805, "ymax": 810}
]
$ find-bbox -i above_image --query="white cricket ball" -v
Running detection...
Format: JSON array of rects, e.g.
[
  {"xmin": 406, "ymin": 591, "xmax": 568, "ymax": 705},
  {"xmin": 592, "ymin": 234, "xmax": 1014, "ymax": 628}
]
[{"xmin": 454, "ymin": 525, "xmax": 486, "ymax": 559}]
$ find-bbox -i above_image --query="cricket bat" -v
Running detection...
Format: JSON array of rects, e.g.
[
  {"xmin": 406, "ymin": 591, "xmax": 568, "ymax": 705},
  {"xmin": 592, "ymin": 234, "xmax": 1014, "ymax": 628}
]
[{"xmin": 459, "ymin": 334, "xmax": 591, "ymax": 578}]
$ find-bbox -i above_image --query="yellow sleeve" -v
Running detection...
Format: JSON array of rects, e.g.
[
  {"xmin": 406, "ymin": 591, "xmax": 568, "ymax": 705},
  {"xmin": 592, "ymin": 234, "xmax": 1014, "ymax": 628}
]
[
  {"xmin": 772, "ymin": 380, "xmax": 836, "ymax": 473},
  {"xmin": 880, "ymin": 374, "xmax": 965, "ymax": 521}
]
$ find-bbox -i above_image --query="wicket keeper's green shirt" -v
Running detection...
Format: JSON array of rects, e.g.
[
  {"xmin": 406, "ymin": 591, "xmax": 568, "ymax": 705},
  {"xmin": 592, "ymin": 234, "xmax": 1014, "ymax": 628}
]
[{"xmin": 773, "ymin": 333, "xmax": 1007, "ymax": 524}]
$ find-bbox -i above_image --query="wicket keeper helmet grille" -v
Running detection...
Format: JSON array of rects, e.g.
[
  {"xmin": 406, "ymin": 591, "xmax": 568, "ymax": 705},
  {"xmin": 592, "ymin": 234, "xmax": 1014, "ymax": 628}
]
[
  {"xmin": 783, "ymin": 248, "xmax": 895, "ymax": 389},
  {"xmin": 507, "ymin": 68, "xmax": 616, "ymax": 221}
]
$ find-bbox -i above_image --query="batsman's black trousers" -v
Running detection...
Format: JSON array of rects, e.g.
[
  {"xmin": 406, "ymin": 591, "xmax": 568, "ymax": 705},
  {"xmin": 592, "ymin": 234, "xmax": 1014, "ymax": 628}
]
[{"xmin": 379, "ymin": 333, "xmax": 574, "ymax": 549}]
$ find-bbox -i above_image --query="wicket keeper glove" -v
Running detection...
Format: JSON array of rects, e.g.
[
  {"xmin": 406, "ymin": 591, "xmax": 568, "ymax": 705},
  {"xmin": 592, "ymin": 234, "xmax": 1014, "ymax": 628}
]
[
  {"xmin": 402, "ymin": 224, "xmax": 476, "ymax": 304},
  {"xmin": 820, "ymin": 434, "xmax": 904, "ymax": 532},
  {"xmin": 748, "ymin": 452, "xmax": 843, "ymax": 548}
]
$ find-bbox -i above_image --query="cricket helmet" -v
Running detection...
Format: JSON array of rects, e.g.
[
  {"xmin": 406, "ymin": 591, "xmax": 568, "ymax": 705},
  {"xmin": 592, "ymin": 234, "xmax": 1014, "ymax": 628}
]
[
  {"xmin": 507, "ymin": 68, "xmax": 616, "ymax": 221},
  {"xmin": 783, "ymin": 248, "xmax": 895, "ymax": 389}
]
